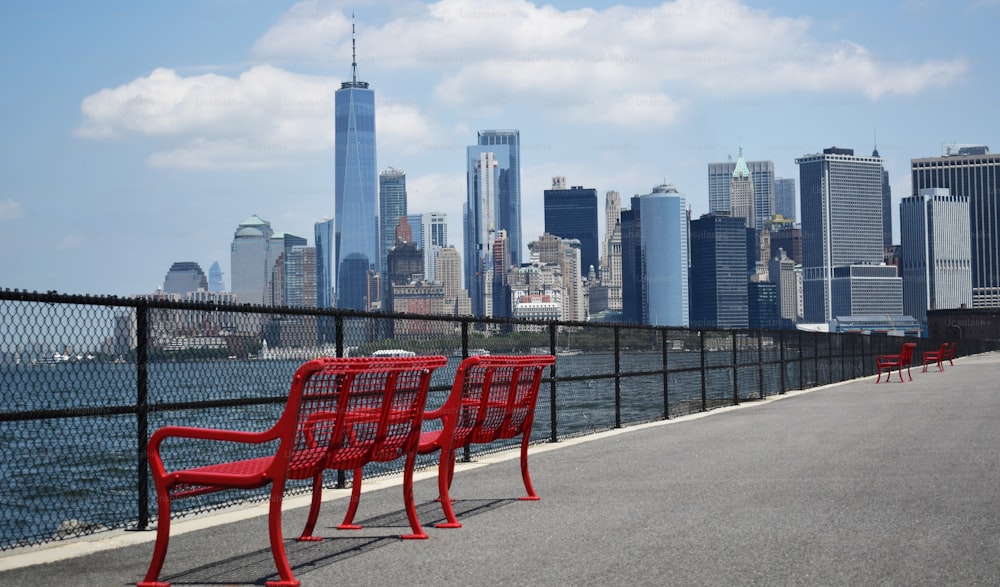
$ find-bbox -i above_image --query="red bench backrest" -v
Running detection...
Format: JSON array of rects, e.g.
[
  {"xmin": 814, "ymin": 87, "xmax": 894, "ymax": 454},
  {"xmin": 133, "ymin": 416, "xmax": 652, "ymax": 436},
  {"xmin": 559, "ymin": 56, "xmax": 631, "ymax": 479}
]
[
  {"xmin": 445, "ymin": 355, "xmax": 555, "ymax": 448},
  {"xmin": 900, "ymin": 342, "xmax": 916, "ymax": 365},
  {"xmin": 279, "ymin": 356, "xmax": 447, "ymax": 479}
]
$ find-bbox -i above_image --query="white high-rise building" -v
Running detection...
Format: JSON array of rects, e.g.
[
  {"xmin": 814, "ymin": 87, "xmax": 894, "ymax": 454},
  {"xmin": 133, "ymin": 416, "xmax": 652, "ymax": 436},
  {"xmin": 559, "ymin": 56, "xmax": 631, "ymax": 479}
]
[
  {"xmin": 601, "ymin": 190, "xmax": 623, "ymax": 311},
  {"xmin": 900, "ymin": 188, "xmax": 972, "ymax": 325},
  {"xmin": 420, "ymin": 212, "xmax": 448, "ymax": 284}
]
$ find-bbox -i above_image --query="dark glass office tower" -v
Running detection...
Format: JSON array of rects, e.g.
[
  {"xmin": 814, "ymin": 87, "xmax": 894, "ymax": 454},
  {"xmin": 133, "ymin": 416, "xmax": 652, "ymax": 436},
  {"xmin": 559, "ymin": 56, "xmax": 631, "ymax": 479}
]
[
  {"xmin": 543, "ymin": 182, "xmax": 599, "ymax": 278},
  {"xmin": 620, "ymin": 196, "xmax": 643, "ymax": 324},
  {"xmin": 689, "ymin": 213, "xmax": 748, "ymax": 329},
  {"xmin": 334, "ymin": 26, "xmax": 377, "ymax": 310},
  {"xmin": 911, "ymin": 145, "xmax": 1000, "ymax": 308},
  {"xmin": 379, "ymin": 168, "xmax": 407, "ymax": 293}
]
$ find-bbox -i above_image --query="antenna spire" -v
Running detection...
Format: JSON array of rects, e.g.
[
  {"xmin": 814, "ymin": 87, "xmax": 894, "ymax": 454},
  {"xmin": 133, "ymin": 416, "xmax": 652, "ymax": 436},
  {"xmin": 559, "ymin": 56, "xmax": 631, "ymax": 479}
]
[{"xmin": 351, "ymin": 12, "xmax": 358, "ymax": 84}]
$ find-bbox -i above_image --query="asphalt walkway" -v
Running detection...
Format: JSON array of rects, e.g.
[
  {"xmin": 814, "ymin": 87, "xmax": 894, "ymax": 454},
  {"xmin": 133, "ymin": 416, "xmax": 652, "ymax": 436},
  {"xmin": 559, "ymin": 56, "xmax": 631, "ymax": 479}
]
[{"xmin": 2, "ymin": 351, "xmax": 999, "ymax": 586}]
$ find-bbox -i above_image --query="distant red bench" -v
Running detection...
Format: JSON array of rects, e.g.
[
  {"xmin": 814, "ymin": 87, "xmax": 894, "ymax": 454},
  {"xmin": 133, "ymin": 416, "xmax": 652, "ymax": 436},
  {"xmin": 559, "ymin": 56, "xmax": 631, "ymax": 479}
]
[
  {"xmin": 922, "ymin": 342, "xmax": 956, "ymax": 372},
  {"xmin": 414, "ymin": 354, "xmax": 556, "ymax": 528},
  {"xmin": 876, "ymin": 342, "xmax": 917, "ymax": 383},
  {"xmin": 138, "ymin": 355, "xmax": 446, "ymax": 587}
]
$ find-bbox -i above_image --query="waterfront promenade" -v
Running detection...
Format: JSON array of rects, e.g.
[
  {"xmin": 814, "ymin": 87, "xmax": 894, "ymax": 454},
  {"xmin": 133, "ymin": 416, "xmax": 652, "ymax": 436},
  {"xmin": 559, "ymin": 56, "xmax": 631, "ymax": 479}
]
[{"xmin": 2, "ymin": 352, "xmax": 999, "ymax": 586}]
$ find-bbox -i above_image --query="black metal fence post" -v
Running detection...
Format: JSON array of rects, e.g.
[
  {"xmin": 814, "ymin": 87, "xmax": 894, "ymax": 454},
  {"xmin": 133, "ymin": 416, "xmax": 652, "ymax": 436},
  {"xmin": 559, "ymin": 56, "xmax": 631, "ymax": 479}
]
[
  {"xmin": 779, "ymin": 331, "xmax": 787, "ymax": 394},
  {"xmin": 732, "ymin": 331, "xmax": 739, "ymax": 406},
  {"xmin": 614, "ymin": 327, "xmax": 622, "ymax": 428},
  {"xmin": 136, "ymin": 302, "xmax": 150, "ymax": 530},
  {"xmin": 757, "ymin": 330, "xmax": 765, "ymax": 399},
  {"xmin": 700, "ymin": 330, "xmax": 708, "ymax": 412},
  {"xmin": 549, "ymin": 322, "xmax": 558, "ymax": 442},
  {"xmin": 661, "ymin": 328, "xmax": 669, "ymax": 419},
  {"xmin": 335, "ymin": 314, "xmax": 347, "ymax": 488},
  {"xmin": 798, "ymin": 330, "xmax": 805, "ymax": 390}
]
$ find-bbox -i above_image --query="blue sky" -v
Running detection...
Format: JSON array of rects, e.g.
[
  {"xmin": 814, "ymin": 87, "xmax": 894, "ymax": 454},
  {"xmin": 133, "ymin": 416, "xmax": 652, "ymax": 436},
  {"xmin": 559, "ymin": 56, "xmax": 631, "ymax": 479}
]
[{"xmin": 1, "ymin": 0, "xmax": 996, "ymax": 297}]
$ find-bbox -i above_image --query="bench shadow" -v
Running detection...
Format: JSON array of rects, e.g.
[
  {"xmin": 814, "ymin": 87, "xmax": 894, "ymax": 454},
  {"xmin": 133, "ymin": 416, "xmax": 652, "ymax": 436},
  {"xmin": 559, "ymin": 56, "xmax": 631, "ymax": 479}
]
[{"xmin": 159, "ymin": 499, "xmax": 515, "ymax": 586}]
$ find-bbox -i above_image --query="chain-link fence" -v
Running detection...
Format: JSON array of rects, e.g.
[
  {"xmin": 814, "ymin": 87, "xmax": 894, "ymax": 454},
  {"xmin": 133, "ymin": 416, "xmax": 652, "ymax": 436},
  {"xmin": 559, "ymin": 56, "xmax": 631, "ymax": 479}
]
[{"xmin": 2, "ymin": 289, "xmax": 988, "ymax": 551}]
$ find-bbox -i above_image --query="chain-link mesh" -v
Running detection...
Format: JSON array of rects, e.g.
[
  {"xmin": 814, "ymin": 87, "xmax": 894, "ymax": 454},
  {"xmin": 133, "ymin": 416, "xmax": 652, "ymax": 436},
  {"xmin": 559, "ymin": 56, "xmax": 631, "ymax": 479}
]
[{"xmin": 2, "ymin": 290, "xmax": 975, "ymax": 551}]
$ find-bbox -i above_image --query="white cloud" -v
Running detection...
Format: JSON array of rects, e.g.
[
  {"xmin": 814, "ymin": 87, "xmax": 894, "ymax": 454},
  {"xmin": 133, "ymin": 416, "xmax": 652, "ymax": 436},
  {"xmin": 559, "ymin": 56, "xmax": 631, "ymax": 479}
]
[
  {"xmin": 78, "ymin": 64, "xmax": 435, "ymax": 169},
  {"xmin": 254, "ymin": 0, "xmax": 967, "ymax": 126},
  {"xmin": 250, "ymin": 0, "xmax": 353, "ymax": 63},
  {"xmin": 0, "ymin": 198, "xmax": 24, "ymax": 222}
]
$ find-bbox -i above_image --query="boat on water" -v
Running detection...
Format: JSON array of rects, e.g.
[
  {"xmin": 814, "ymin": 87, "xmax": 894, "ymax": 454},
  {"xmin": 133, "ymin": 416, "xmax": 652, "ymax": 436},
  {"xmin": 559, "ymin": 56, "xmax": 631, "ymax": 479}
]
[
  {"xmin": 451, "ymin": 348, "xmax": 491, "ymax": 357},
  {"xmin": 556, "ymin": 349, "xmax": 583, "ymax": 356},
  {"xmin": 371, "ymin": 349, "xmax": 417, "ymax": 358}
]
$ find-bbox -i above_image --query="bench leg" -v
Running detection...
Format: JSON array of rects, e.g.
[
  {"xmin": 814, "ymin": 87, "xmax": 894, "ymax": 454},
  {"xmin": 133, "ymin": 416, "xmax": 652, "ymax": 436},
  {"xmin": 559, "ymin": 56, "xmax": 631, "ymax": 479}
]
[
  {"xmin": 434, "ymin": 448, "xmax": 462, "ymax": 529},
  {"xmin": 518, "ymin": 433, "xmax": 539, "ymax": 501},
  {"xmin": 337, "ymin": 467, "xmax": 365, "ymax": 530},
  {"xmin": 401, "ymin": 450, "xmax": 428, "ymax": 539},
  {"xmin": 297, "ymin": 473, "xmax": 325, "ymax": 542},
  {"xmin": 137, "ymin": 492, "xmax": 173, "ymax": 587},
  {"xmin": 265, "ymin": 481, "xmax": 300, "ymax": 587}
]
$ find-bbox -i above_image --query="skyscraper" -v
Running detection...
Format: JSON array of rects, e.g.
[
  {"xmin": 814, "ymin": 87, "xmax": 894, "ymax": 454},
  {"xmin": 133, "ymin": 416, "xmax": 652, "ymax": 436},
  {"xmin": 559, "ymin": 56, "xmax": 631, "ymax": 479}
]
[
  {"xmin": 708, "ymin": 151, "xmax": 774, "ymax": 229},
  {"xmin": 796, "ymin": 147, "xmax": 889, "ymax": 322},
  {"xmin": 477, "ymin": 130, "xmax": 522, "ymax": 267},
  {"xmin": 207, "ymin": 261, "xmax": 225, "ymax": 293},
  {"xmin": 379, "ymin": 167, "xmax": 407, "ymax": 287},
  {"xmin": 875, "ymin": 145, "xmax": 892, "ymax": 247},
  {"xmin": 283, "ymin": 246, "xmax": 317, "ymax": 308},
  {"xmin": 774, "ymin": 177, "xmax": 796, "ymax": 221},
  {"xmin": 900, "ymin": 188, "xmax": 972, "ymax": 325},
  {"xmin": 543, "ymin": 179, "xmax": 599, "ymax": 278},
  {"xmin": 601, "ymin": 190, "xmax": 623, "ymax": 312},
  {"xmin": 163, "ymin": 262, "xmax": 207, "ymax": 296},
  {"xmin": 911, "ymin": 145, "xmax": 1000, "ymax": 307},
  {"xmin": 419, "ymin": 212, "xmax": 448, "ymax": 284},
  {"xmin": 465, "ymin": 148, "xmax": 503, "ymax": 317},
  {"xmin": 730, "ymin": 146, "xmax": 755, "ymax": 229},
  {"xmin": 230, "ymin": 214, "xmax": 273, "ymax": 305},
  {"xmin": 689, "ymin": 213, "xmax": 748, "ymax": 329},
  {"xmin": 639, "ymin": 184, "xmax": 688, "ymax": 326},
  {"xmin": 620, "ymin": 195, "xmax": 643, "ymax": 324},
  {"xmin": 768, "ymin": 248, "xmax": 799, "ymax": 322},
  {"xmin": 314, "ymin": 218, "xmax": 334, "ymax": 308},
  {"xmin": 268, "ymin": 232, "xmax": 307, "ymax": 306},
  {"xmin": 334, "ymin": 22, "xmax": 378, "ymax": 310}
]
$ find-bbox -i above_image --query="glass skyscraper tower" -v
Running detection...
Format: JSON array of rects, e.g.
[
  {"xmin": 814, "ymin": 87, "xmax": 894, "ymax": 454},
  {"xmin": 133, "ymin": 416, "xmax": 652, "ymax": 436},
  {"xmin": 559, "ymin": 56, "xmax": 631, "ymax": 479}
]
[
  {"xmin": 464, "ymin": 130, "xmax": 521, "ymax": 317},
  {"xmin": 334, "ymin": 25, "xmax": 378, "ymax": 310},
  {"xmin": 639, "ymin": 184, "xmax": 688, "ymax": 327},
  {"xmin": 477, "ymin": 130, "xmax": 522, "ymax": 267},
  {"xmin": 379, "ymin": 167, "xmax": 407, "ymax": 290},
  {"xmin": 543, "ymin": 179, "xmax": 599, "ymax": 278}
]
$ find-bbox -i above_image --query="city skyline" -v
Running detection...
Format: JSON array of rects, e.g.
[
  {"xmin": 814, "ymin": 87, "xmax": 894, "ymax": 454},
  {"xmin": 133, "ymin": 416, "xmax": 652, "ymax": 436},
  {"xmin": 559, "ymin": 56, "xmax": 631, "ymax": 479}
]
[{"xmin": 1, "ymin": 0, "xmax": 995, "ymax": 297}]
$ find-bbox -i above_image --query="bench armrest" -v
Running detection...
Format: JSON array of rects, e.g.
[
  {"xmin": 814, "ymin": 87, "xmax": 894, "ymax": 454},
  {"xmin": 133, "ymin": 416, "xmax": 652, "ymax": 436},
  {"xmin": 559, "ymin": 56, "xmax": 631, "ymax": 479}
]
[{"xmin": 147, "ymin": 426, "xmax": 280, "ymax": 477}]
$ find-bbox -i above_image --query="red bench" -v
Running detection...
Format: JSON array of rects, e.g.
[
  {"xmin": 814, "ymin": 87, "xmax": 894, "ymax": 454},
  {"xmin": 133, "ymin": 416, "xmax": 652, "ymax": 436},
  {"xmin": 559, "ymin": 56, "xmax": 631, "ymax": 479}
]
[
  {"xmin": 941, "ymin": 341, "xmax": 956, "ymax": 367},
  {"xmin": 875, "ymin": 342, "xmax": 917, "ymax": 383},
  {"xmin": 138, "ymin": 355, "xmax": 446, "ymax": 587},
  {"xmin": 921, "ymin": 342, "xmax": 955, "ymax": 372},
  {"xmin": 413, "ymin": 354, "xmax": 556, "ymax": 528}
]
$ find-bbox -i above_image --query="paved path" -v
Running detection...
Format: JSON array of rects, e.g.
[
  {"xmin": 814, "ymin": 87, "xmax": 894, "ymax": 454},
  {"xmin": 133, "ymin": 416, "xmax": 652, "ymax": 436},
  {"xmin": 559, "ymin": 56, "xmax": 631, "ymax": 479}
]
[{"xmin": 3, "ymin": 352, "xmax": 999, "ymax": 586}]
